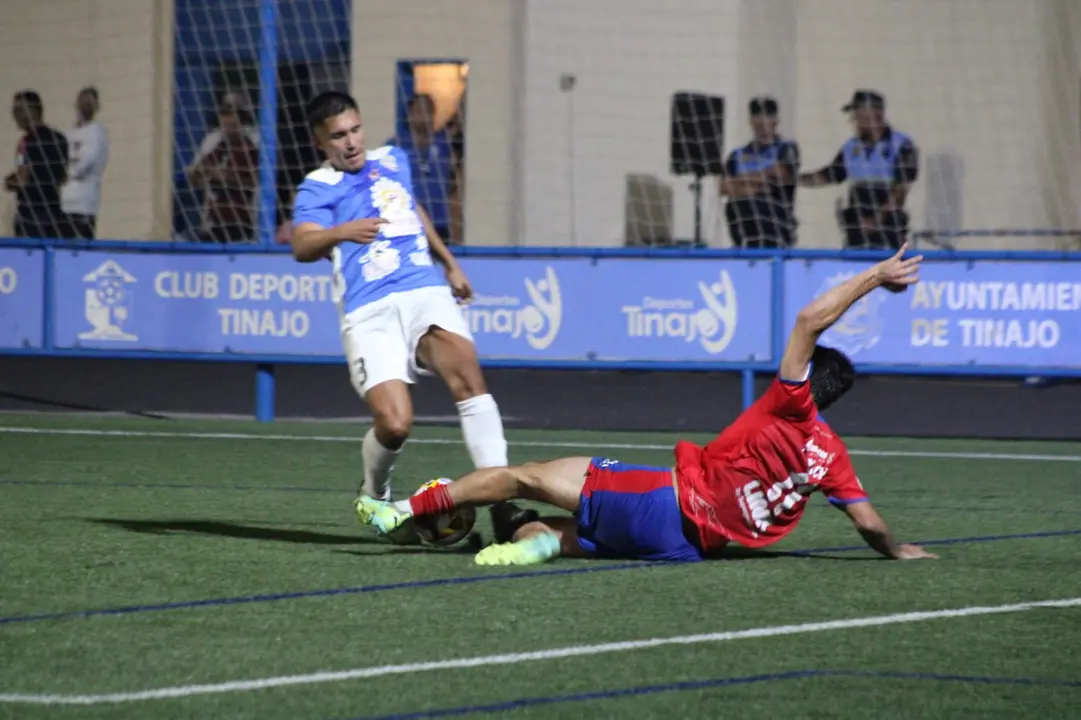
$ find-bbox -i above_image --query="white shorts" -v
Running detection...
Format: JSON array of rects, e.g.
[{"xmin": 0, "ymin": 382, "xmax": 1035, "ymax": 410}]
[{"xmin": 340, "ymin": 285, "xmax": 474, "ymax": 397}]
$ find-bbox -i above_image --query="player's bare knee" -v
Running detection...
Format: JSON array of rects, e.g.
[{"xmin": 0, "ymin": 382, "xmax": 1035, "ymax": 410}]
[{"xmin": 373, "ymin": 414, "xmax": 412, "ymax": 448}]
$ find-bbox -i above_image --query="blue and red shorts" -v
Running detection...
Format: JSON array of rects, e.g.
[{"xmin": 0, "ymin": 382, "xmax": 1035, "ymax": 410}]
[{"xmin": 575, "ymin": 458, "xmax": 703, "ymax": 562}]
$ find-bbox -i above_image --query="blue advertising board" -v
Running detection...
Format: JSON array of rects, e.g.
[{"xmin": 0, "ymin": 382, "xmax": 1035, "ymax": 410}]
[
  {"xmin": 48, "ymin": 251, "xmax": 776, "ymax": 364},
  {"xmin": 784, "ymin": 259, "xmax": 1081, "ymax": 368},
  {"xmin": 52, "ymin": 251, "xmax": 343, "ymax": 355},
  {"xmin": 589, "ymin": 258, "xmax": 773, "ymax": 362},
  {"xmin": 457, "ymin": 258, "xmax": 594, "ymax": 360},
  {"xmin": 0, "ymin": 248, "xmax": 44, "ymax": 349}
]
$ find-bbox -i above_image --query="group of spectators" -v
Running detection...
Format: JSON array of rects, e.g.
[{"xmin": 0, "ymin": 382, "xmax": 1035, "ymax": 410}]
[
  {"xmin": 4, "ymin": 88, "xmax": 109, "ymax": 240},
  {"xmin": 6, "ymin": 84, "xmax": 909, "ymax": 249},
  {"xmin": 721, "ymin": 89, "xmax": 918, "ymax": 249}
]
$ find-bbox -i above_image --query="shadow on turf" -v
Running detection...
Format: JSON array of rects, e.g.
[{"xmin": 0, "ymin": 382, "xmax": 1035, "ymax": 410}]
[
  {"xmin": 85, "ymin": 518, "xmax": 379, "ymax": 546},
  {"xmin": 85, "ymin": 517, "xmax": 484, "ymax": 555}
]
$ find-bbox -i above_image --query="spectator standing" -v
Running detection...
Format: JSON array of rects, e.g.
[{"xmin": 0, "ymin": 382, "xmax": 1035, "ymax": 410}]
[
  {"xmin": 4, "ymin": 90, "xmax": 70, "ymax": 239},
  {"xmin": 799, "ymin": 90, "xmax": 918, "ymax": 249},
  {"xmin": 186, "ymin": 91, "xmax": 260, "ymax": 243},
  {"xmin": 61, "ymin": 87, "xmax": 110, "ymax": 239},
  {"xmin": 389, "ymin": 94, "xmax": 458, "ymax": 244},
  {"xmin": 720, "ymin": 96, "xmax": 800, "ymax": 247}
]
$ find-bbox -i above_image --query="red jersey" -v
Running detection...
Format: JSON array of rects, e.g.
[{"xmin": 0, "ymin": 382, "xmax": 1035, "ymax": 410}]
[{"xmin": 675, "ymin": 376, "xmax": 868, "ymax": 552}]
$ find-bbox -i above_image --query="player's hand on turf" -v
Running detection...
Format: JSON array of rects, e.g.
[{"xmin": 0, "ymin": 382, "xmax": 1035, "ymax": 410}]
[
  {"xmin": 873, "ymin": 243, "xmax": 923, "ymax": 293},
  {"xmin": 895, "ymin": 543, "xmax": 939, "ymax": 560},
  {"xmin": 446, "ymin": 265, "xmax": 474, "ymax": 302},
  {"xmin": 337, "ymin": 218, "xmax": 388, "ymax": 243}
]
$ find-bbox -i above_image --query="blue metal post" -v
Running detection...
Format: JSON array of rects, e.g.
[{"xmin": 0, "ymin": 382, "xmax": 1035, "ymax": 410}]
[
  {"xmin": 255, "ymin": 364, "xmax": 276, "ymax": 422},
  {"xmin": 257, "ymin": 0, "xmax": 280, "ymax": 247},
  {"xmin": 770, "ymin": 257, "xmax": 786, "ymax": 371},
  {"xmin": 741, "ymin": 368, "xmax": 755, "ymax": 410},
  {"xmin": 42, "ymin": 247, "xmax": 55, "ymax": 349}
]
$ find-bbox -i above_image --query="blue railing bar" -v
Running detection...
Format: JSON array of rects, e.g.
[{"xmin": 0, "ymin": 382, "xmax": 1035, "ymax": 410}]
[
  {"xmin": 5, "ymin": 238, "xmax": 1080, "ymax": 263},
  {"xmin": 913, "ymin": 229, "xmax": 1081, "ymax": 238},
  {"xmin": 256, "ymin": 0, "xmax": 279, "ymax": 249}
]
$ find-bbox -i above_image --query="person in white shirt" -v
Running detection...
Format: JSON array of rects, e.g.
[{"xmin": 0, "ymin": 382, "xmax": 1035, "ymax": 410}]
[{"xmin": 61, "ymin": 87, "xmax": 109, "ymax": 239}]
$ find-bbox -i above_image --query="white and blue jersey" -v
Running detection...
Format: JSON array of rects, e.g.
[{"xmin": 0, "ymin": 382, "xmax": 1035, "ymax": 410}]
[{"xmin": 292, "ymin": 145, "xmax": 446, "ymax": 315}]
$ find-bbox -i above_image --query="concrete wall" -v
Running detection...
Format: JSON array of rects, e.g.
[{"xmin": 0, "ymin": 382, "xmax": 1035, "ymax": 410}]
[{"xmin": 0, "ymin": 0, "xmax": 174, "ymax": 240}]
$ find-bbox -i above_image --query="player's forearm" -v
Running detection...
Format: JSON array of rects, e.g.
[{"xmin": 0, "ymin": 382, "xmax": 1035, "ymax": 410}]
[
  {"xmin": 290, "ymin": 227, "xmax": 341, "ymax": 262},
  {"xmin": 796, "ymin": 267, "xmax": 880, "ymax": 335},
  {"xmin": 417, "ymin": 205, "xmax": 458, "ymax": 269},
  {"xmin": 856, "ymin": 524, "xmax": 903, "ymax": 559}
]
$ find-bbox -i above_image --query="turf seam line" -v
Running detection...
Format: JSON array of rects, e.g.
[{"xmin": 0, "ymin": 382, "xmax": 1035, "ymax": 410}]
[
  {"xmin": 1, "ymin": 426, "xmax": 1078, "ymax": 462},
  {"xmin": 1, "ymin": 597, "xmax": 1079, "ymax": 706},
  {"xmin": 346, "ymin": 669, "xmax": 1081, "ymax": 720},
  {"xmin": 1, "ymin": 528, "xmax": 1079, "ymax": 626}
]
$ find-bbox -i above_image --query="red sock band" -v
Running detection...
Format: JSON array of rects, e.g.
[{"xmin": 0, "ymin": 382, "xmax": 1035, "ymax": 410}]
[{"xmin": 409, "ymin": 482, "xmax": 454, "ymax": 516}]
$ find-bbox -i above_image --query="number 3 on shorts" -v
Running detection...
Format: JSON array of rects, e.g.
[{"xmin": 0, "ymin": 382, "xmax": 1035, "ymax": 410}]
[{"xmin": 352, "ymin": 357, "xmax": 367, "ymax": 387}]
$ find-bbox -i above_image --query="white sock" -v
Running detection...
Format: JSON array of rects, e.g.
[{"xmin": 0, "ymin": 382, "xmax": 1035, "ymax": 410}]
[
  {"xmin": 393, "ymin": 499, "xmax": 414, "ymax": 515},
  {"xmin": 362, "ymin": 429, "xmax": 400, "ymax": 500},
  {"xmin": 456, "ymin": 393, "xmax": 509, "ymax": 468}
]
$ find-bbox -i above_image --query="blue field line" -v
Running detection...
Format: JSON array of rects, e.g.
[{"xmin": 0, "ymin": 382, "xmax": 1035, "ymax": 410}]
[
  {"xmin": 347, "ymin": 669, "xmax": 1081, "ymax": 720},
  {"xmin": 0, "ymin": 528, "xmax": 1079, "ymax": 627},
  {"xmin": 0, "ymin": 478, "xmax": 340, "ymax": 494},
  {"xmin": 791, "ymin": 528, "xmax": 1081, "ymax": 555}
]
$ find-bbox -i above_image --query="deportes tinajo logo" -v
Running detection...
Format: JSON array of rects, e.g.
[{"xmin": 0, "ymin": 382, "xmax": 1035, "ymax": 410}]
[
  {"xmin": 462, "ymin": 266, "xmax": 562, "ymax": 350},
  {"xmin": 621, "ymin": 270, "xmax": 738, "ymax": 354}
]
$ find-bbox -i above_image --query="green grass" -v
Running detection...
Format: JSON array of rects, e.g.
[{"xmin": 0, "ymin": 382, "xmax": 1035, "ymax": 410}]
[{"xmin": 0, "ymin": 412, "xmax": 1078, "ymax": 719}]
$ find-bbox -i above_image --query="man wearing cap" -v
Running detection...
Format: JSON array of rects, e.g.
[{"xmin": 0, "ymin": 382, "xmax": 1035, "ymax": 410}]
[
  {"xmin": 799, "ymin": 90, "xmax": 918, "ymax": 249},
  {"xmin": 720, "ymin": 96, "xmax": 800, "ymax": 247}
]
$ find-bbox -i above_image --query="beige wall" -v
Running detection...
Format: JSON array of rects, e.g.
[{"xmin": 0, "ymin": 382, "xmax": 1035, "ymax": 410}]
[
  {"xmin": 0, "ymin": 0, "xmax": 173, "ymax": 240},
  {"xmin": 789, "ymin": 0, "xmax": 1080, "ymax": 250}
]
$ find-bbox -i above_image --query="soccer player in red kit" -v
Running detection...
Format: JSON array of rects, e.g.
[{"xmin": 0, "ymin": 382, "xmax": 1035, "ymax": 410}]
[{"xmin": 356, "ymin": 245, "xmax": 938, "ymax": 565}]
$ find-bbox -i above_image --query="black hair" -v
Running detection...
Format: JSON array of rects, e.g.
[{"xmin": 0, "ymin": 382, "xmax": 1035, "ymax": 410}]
[
  {"xmin": 809, "ymin": 345, "xmax": 855, "ymax": 412},
  {"xmin": 80, "ymin": 86, "xmax": 99, "ymax": 102},
  {"xmin": 306, "ymin": 91, "xmax": 358, "ymax": 132},
  {"xmin": 13, "ymin": 90, "xmax": 43, "ymax": 113}
]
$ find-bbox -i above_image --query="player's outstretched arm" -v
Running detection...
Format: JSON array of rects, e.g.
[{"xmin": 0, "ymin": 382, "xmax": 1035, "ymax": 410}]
[
  {"xmin": 779, "ymin": 244, "xmax": 922, "ymax": 381},
  {"xmin": 290, "ymin": 219, "xmax": 387, "ymax": 262},
  {"xmin": 843, "ymin": 501, "xmax": 938, "ymax": 560}
]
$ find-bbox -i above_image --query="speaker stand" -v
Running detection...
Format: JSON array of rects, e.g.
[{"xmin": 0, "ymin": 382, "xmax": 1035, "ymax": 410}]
[{"xmin": 689, "ymin": 174, "xmax": 706, "ymax": 248}]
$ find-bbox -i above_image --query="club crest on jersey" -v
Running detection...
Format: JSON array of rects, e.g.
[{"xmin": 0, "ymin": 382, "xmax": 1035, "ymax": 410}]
[{"xmin": 368, "ymin": 168, "xmax": 380, "ymax": 180}]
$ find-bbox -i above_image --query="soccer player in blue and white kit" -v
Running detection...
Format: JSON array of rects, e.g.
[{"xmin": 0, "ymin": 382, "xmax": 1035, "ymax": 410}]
[{"xmin": 289, "ymin": 91, "xmax": 519, "ymax": 538}]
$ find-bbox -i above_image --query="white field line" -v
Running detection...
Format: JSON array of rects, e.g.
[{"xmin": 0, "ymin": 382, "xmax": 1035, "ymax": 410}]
[
  {"xmin": 0, "ymin": 425, "xmax": 1078, "ymax": 463},
  {"xmin": 0, "ymin": 597, "xmax": 1077, "ymax": 706}
]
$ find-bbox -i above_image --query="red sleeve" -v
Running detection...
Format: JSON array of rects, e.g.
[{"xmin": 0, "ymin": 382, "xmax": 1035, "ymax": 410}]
[
  {"xmin": 757, "ymin": 376, "xmax": 816, "ymax": 424},
  {"xmin": 820, "ymin": 444, "xmax": 869, "ymax": 506}
]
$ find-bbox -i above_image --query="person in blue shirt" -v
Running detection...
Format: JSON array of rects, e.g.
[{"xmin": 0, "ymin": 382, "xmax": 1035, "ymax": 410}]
[
  {"xmin": 289, "ymin": 91, "xmax": 519, "ymax": 541},
  {"xmin": 799, "ymin": 90, "xmax": 918, "ymax": 249},
  {"xmin": 720, "ymin": 96, "xmax": 800, "ymax": 247},
  {"xmin": 387, "ymin": 94, "xmax": 458, "ymax": 244}
]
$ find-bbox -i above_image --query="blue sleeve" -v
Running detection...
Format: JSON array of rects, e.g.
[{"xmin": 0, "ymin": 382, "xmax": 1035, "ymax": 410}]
[{"xmin": 292, "ymin": 181, "xmax": 334, "ymax": 227}]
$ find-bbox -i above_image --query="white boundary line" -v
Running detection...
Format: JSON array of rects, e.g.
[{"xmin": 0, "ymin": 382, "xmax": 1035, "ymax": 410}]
[
  {"xmin": 1, "ymin": 425, "xmax": 1079, "ymax": 462},
  {"xmin": 1, "ymin": 597, "xmax": 1078, "ymax": 706}
]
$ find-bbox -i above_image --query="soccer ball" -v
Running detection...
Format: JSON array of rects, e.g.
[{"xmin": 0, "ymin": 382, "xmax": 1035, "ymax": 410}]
[{"xmin": 412, "ymin": 478, "xmax": 476, "ymax": 547}]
